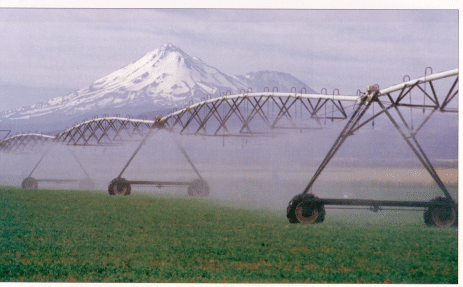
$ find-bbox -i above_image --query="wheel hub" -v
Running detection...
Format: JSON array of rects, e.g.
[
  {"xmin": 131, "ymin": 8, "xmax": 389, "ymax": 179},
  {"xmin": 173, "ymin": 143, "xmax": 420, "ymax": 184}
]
[
  {"xmin": 431, "ymin": 206, "xmax": 456, "ymax": 227},
  {"xmin": 295, "ymin": 202, "xmax": 319, "ymax": 224}
]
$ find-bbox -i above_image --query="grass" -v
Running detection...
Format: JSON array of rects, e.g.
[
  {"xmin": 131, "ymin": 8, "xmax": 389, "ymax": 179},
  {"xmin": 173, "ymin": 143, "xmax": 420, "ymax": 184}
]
[{"xmin": 0, "ymin": 186, "xmax": 458, "ymax": 283}]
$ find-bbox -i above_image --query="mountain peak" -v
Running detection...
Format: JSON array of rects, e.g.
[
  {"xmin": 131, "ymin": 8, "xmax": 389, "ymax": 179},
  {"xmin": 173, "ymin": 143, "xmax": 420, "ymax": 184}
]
[
  {"xmin": 141, "ymin": 43, "xmax": 185, "ymax": 63},
  {"xmin": 156, "ymin": 43, "xmax": 184, "ymax": 56},
  {"xmin": 0, "ymin": 44, "xmax": 314, "ymax": 129},
  {"xmin": 160, "ymin": 43, "xmax": 180, "ymax": 51}
]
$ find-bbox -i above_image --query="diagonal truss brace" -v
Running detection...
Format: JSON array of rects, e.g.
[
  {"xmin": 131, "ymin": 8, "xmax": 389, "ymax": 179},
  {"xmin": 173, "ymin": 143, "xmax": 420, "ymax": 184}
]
[
  {"xmin": 116, "ymin": 119, "xmax": 204, "ymax": 182},
  {"xmin": 302, "ymin": 92, "xmax": 377, "ymax": 195},
  {"xmin": 302, "ymin": 85, "xmax": 457, "ymax": 207},
  {"xmin": 376, "ymin": 100, "xmax": 455, "ymax": 204},
  {"xmin": 26, "ymin": 142, "xmax": 93, "ymax": 183}
]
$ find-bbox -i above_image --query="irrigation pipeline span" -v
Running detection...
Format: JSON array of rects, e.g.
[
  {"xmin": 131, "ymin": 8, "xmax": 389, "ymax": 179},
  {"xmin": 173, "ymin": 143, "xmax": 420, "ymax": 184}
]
[
  {"xmin": 0, "ymin": 68, "xmax": 459, "ymax": 228},
  {"xmin": 1, "ymin": 91, "xmax": 362, "ymax": 149},
  {"xmin": 1, "ymin": 68, "xmax": 457, "ymax": 150}
]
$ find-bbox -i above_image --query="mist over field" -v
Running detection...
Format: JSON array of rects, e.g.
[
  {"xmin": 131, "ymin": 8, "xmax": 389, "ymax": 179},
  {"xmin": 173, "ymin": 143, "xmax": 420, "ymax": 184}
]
[
  {"xmin": 0, "ymin": 11, "xmax": 457, "ymax": 216},
  {"xmin": 1, "ymin": 110, "xmax": 457, "ymax": 216}
]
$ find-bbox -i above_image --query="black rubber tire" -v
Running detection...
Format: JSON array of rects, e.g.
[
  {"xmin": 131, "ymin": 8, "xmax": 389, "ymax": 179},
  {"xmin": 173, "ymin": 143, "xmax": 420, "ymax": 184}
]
[
  {"xmin": 423, "ymin": 209, "xmax": 434, "ymax": 227},
  {"xmin": 423, "ymin": 196, "xmax": 457, "ymax": 228},
  {"xmin": 187, "ymin": 179, "xmax": 210, "ymax": 197},
  {"xmin": 287, "ymin": 193, "xmax": 326, "ymax": 224},
  {"xmin": 21, "ymin": 177, "xmax": 38, "ymax": 190},
  {"xmin": 108, "ymin": 177, "xmax": 131, "ymax": 195},
  {"xmin": 79, "ymin": 178, "xmax": 95, "ymax": 190}
]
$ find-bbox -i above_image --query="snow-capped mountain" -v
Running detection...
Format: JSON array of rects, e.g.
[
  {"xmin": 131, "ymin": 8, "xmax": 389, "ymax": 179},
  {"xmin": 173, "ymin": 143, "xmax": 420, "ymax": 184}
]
[{"xmin": 0, "ymin": 44, "xmax": 315, "ymax": 130}]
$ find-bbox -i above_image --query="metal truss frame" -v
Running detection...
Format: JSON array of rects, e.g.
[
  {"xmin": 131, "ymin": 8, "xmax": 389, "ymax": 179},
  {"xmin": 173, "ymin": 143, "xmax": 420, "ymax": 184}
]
[
  {"xmin": 0, "ymin": 133, "xmax": 55, "ymax": 153},
  {"xmin": 3, "ymin": 91, "xmax": 360, "ymax": 196},
  {"xmin": 1, "ymin": 68, "xmax": 458, "ymax": 227},
  {"xmin": 109, "ymin": 120, "xmax": 207, "ymax": 193},
  {"xmin": 301, "ymin": 69, "xmax": 458, "ymax": 212},
  {"xmin": 102, "ymin": 91, "xmax": 360, "ymax": 195},
  {"xmin": 20, "ymin": 143, "xmax": 95, "ymax": 190},
  {"xmin": 56, "ymin": 117, "xmax": 154, "ymax": 146},
  {"xmin": 162, "ymin": 91, "xmax": 358, "ymax": 136}
]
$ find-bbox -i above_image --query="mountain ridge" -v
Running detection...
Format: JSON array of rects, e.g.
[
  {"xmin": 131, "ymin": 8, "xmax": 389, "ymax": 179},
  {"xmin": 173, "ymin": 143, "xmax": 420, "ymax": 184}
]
[{"xmin": 0, "ymin": 44, "xmax": 316, "ymax": 129}]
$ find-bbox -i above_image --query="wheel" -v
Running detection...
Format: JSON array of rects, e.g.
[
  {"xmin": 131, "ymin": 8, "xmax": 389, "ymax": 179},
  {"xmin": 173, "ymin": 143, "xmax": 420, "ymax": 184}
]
[
  {"xmin": 108, "ymin": 177, "xmax": 131, "ymax": 195},
  {"xmin": 287, "ymin": 193, "xmax": 325, "ymax": 224},
  {"xmin": 423, "ymin": 209, "xmax": 434, "ymax": 227},
  {"xmin": 21, "ymin": 177, "xmax": 38, "ymax": 190},
  {"xmin": 79, "ymin": 178, "xmax": 95, "ymax": 190},
  {"xmin": 423, "ymin": 196, "xmax": 457, "ymax": 228},
  {"xmin": 188, "ymin": 179, "xmax": 210, "ymax": 197}
]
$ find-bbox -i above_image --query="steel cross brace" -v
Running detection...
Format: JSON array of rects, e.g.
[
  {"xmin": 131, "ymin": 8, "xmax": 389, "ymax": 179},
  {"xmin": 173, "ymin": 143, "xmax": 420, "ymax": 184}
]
[
  {"xmin": 164, "ymin": 95, "xmax": 353, "ymax": 137},
  {"xmin": 302, "ymin": 92, "xmax": 377, "ymax": 194},
  {"xmin": 26, "ymin": 143, "xmax": 93, "ymax": 186},
  {"xmin": 116, "ymin": 122, "xmax": 204, "ymax": 182},
  {"xmin": 302, "ymin": 88, "xmax": 457, "ymax": 208},
  {"xmin": 117, "ymin": 127, "xmax": 159, "ymax": 178},
  {"xmin": 1, "ymin": 134, "xmax": 50, "ymax": 153},
  {"xmin": 69, "ymin": 149, "xmax": 91, "ymax": 179},
  {"xmin": 57, "ymin": 118, "xmax": 153, "ymax": 146},
  {"xmin": 376, "ymin": 99, "xmax": 456, "ymax": 206},
  {"xmin": 440, "ymin": 76, "xmax": 459, "ymax": 112},
  {"xmin": 27, "ymin": 146, "xmax": 53, "ymax": 178}
]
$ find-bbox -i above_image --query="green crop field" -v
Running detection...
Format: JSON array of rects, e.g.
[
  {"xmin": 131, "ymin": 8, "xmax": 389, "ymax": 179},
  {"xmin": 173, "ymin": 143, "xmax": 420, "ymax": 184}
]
[{"xmin": 0, "ymin": 186, "xmax": 458, "ymax": 283}]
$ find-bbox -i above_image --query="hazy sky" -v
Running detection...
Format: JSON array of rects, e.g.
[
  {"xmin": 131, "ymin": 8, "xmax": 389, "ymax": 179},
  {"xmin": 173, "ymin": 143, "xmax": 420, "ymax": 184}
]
[{"xmin": 0, "ymin": 7, "xmax": 459, "ymax": 111}]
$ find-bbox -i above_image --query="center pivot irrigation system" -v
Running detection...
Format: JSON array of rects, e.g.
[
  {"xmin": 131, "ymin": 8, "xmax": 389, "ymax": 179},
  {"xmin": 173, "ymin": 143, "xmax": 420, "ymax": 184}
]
[
  {"xmin": 0, "ymin": 68, "xmax": 458, "ymax": 227},
  {"xmin": 1, "ymin": 133, "xmax": 96, "ymax": 190}
]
